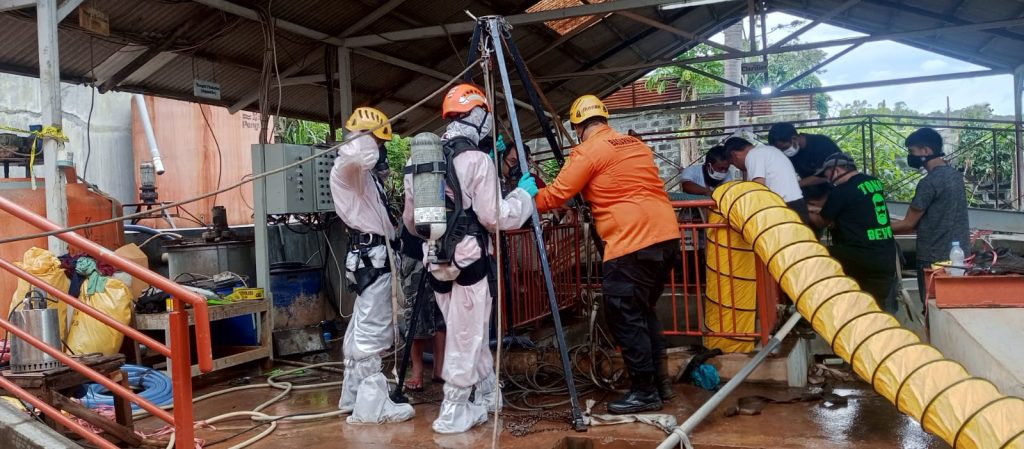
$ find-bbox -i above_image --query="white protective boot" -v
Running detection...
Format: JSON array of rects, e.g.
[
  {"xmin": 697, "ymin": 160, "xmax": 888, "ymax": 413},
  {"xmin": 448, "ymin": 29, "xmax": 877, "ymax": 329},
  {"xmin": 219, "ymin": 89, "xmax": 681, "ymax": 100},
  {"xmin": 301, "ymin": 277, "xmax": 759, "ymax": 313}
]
[
  {"xmin": 338, "ymin": 355, "xmax": 380, "ymax": 414},
  {"xmin": 432, "ymin": 383, "xmax": 488, "ymax": 434},
  {"xmin": 472, "ymin": 372, "xmax": 502, "ymax": 413},
  {"xmin": 348, "ymin": 373, "xmax": 415, "ymax": 424}
]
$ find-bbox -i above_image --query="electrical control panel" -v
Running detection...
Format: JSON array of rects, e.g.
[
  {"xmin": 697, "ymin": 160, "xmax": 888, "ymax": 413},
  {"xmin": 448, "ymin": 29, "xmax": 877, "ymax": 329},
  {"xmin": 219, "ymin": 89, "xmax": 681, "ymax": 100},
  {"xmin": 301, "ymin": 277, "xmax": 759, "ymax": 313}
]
[
  {"xmin": 313, "ymin": 145, "xmax": 338, "ymax": 212},
  {"xmin": 254, "ymin": 144, "xmax": 316, "ymax": 214}
]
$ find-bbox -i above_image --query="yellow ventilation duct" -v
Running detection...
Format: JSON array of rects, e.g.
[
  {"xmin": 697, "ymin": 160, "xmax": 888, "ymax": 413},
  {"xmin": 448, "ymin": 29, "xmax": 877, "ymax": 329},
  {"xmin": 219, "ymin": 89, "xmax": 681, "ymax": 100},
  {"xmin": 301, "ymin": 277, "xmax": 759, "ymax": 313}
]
[
  {"xmin": 703, "ymin": 210, "xmax": 757, "ymax": 353},
  {"xmin": 708, "ymin": 181, "xmax": 1024, "ymax": 449}
]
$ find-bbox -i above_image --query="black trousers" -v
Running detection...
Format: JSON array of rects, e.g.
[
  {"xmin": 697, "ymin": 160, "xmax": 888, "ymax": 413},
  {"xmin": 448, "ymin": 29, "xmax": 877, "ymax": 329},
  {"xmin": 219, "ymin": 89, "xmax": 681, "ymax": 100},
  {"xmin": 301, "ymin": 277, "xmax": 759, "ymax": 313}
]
[{"xmin": 602, "ymin": 239, "xmax": 680, "ymax": 375}]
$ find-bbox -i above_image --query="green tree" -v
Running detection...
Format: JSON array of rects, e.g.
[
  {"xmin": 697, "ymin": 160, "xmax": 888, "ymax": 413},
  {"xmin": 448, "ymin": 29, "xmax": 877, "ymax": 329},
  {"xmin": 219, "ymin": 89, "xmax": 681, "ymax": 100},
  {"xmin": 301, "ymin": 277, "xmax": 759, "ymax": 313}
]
[
  {"xmin": 278, "ymin": 118, "xmax": 333, "ymax": 144},
  {"xmin": 383, "ymin": 134, "xmax": 411, "ymax": 210},
  {"xmin": 815, "ymin": 101, "xmax": 921, "ymax": 201},
  {"xmin": 645, "ymin": 42, "xmax": 831, "ymax": 118},
  {"xmin": 816, "ymin": 101, "xmax": 1013, "ymax": 208}
]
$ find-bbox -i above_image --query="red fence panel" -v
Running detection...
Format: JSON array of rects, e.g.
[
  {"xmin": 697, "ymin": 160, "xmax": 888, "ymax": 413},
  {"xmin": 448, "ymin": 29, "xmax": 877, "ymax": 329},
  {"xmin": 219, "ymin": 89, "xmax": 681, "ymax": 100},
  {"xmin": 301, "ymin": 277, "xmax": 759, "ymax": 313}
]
[{"xmin": 502, "ymin": 223, "xmax": 583, "ymax": 329}]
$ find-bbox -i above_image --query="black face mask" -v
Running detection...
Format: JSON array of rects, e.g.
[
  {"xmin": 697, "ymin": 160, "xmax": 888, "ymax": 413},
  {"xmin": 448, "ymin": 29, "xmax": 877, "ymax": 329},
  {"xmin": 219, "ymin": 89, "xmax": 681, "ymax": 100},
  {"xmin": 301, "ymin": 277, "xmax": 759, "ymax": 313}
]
[
  {"xmin": 374, "ymin": 144, "xmax": 389, "ymax": 173},
  {"xmin": 506, "ymin": 157, "xmax": 523, "ymax": 180},
  {"xmin": 907, "ymin": 154, "xmax": 940, "ymax": 169}
]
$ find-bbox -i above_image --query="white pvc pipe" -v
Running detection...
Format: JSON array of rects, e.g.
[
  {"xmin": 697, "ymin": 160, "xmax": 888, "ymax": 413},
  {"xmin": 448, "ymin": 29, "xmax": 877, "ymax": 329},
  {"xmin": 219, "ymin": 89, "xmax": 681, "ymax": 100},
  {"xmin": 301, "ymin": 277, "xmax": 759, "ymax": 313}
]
[{"xmin": 133, "ymin": 94, "xmax": 165, "ymax": 175}]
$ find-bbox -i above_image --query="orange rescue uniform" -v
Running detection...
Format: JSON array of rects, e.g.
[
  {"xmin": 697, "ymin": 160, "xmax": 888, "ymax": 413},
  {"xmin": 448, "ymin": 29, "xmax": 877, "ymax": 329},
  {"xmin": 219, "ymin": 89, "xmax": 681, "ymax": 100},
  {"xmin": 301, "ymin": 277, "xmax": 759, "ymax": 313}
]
[{"xmin": 535, "ymin": 125, "xmax": 679, "ymax": 261}]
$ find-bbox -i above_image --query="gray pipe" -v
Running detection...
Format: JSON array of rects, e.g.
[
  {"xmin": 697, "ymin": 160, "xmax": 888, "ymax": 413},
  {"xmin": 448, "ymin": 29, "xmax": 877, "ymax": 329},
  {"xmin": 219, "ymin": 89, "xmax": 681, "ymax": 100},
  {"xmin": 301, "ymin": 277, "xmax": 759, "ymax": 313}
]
[
  {"xmin": 133, "ymin": 94, "xmax": 165, "ymax": 175},
  {"xmin": 657, "ymin": 312, "xmax": 804, "ymax": 449}
]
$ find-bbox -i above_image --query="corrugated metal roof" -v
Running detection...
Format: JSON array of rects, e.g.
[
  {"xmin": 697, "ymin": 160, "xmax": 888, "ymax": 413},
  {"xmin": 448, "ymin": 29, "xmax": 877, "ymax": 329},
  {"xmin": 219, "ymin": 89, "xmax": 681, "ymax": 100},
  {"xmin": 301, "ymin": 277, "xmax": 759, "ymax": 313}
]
[{"xmin": 0, "ymin": 0, "xmax": 1020, "ymax": 134}]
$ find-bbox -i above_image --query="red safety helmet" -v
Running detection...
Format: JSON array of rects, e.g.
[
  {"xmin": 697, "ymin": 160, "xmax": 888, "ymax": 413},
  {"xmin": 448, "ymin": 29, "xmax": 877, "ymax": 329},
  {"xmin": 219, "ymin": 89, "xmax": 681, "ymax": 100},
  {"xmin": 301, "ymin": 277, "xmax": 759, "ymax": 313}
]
[{"xmin": 442, "ymin": 84, "xmax": 489, "ymax": 118}]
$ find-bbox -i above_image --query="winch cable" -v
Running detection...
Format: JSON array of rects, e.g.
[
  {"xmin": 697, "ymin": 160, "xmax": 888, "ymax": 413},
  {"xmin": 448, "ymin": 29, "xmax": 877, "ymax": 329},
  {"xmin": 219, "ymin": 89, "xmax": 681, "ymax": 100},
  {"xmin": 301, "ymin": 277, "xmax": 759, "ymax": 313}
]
[
  {"xmin": 482, "ymin": 40, "xmax": 506, "ymax": 449},
  {"xmin": 0, "ymin": 59, "xmax": 482, "ymax": 246}
]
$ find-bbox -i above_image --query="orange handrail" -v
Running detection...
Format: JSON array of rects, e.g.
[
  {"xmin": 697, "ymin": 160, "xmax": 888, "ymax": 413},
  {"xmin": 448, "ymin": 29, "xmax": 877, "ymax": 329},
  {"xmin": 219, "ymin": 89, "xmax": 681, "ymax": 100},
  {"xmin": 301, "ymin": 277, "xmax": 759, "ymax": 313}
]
[
  {"xmin": 0, "ymin": 258, "xmax": 171, "ymax": 358},
  {"xmin": 0, "ymin": 375, "xmax": 118, "ymax": 449},
  {"xmin": 0, "ymin": 195, "xmax": 213, "ymax": 372},
  {"xmin": 0, "ymin": 315, "xmax": 176, "ymax": 422},
  {"xmin": 0, "ymin": 194, "xmax": 204, "ymax": 448}
]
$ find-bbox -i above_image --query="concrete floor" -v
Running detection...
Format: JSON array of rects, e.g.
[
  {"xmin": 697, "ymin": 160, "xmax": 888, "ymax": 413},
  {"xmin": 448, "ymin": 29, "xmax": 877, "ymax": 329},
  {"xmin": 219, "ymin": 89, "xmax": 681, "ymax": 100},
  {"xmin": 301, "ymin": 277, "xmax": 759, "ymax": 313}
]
[{"xmin": 135, "ymin": 363, "xmax": 944, "ymax": 449}]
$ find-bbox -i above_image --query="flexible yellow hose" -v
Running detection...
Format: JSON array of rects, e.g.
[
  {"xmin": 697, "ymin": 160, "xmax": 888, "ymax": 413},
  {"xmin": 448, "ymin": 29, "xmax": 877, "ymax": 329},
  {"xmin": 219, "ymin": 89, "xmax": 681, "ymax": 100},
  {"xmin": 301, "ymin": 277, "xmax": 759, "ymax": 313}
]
[
  {"xmin": 712, "ymin": 181, "xmax": 1024, "ymax": 449},
  {"xmin": 704, "ymin": 210, "xmax": 757, "ymax": 353}
]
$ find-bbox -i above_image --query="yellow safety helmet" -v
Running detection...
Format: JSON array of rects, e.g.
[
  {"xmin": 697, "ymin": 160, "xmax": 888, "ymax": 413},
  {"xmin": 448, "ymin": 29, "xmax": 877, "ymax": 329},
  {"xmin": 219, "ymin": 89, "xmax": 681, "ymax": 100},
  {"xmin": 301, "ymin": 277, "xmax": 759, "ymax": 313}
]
[
  {"xmin": 345, "ymin": 107, "xmax": 392, "ymax": 141},
  {"xmin": 568, "ymin": 94, "xmax": 609, "ymax": 125}
]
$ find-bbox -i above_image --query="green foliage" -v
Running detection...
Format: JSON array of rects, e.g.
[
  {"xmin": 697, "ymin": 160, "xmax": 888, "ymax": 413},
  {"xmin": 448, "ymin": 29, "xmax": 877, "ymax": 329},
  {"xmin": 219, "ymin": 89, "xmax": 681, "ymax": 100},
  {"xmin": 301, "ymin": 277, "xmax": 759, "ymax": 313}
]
[
  {"xmin": 644, "ymin": 44, "xmax": 726, "ymax": 96},
  {"xmin": 931, "ymin": 104, "xmax": 1015, "ymax": 208},
  {"xmin": 382, "ymin": 134, "xmax": 411, "ymax": 210},
  {"xmin": 816, "ymin": 100, "xmax": 1014, "ymax": 207},
  {"xmin": 644, "ymin": 40, "xmax": 832, "ymax": 118},
  {"xmin": 540, "ymin": 159, "xmax": 561, "ymax": 185},
  {"xmin": 812, "ymin": 103, "xmax": 921, "ymax": 201},
  {"xmin": 279, "ymin": 118, "xmax": 333, "ymax": 144}
]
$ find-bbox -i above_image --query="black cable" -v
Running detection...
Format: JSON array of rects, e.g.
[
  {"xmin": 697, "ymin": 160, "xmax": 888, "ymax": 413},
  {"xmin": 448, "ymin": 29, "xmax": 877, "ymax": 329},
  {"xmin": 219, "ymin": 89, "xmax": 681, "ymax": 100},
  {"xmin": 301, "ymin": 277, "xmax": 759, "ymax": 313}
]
[
  {"xmin": 319, "ymin": 225, "xmax": 342, "ymax": 318},
  {"xmin": 198, "ymin": 104, "xmax": 224, "ymax": 207},
  {"xmin": 83, "ymin": 37, "xmax": 95, "ymax": 179}
]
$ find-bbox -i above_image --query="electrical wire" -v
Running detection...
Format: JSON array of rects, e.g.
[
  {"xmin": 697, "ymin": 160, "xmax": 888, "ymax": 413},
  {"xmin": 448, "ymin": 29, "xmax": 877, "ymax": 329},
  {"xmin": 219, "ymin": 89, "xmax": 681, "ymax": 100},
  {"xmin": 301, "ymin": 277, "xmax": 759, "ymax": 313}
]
[
  {"xmin": 198, "ymin": 102, "xmax": 224, "ymax": 208},
  {"xmin": 83, "ymin": 37, "xmax": 96, "ymax": 179},
  {"xmin": 132, "ymin": 362, "xmax": 346, "ymax": 449},
  {"xmin": 0, "ymin": 58, "xmax": 482, "ymax": 246},
  {"xmin": 139, "ymin": 232, "xmax": 182, "ymax": 248}
]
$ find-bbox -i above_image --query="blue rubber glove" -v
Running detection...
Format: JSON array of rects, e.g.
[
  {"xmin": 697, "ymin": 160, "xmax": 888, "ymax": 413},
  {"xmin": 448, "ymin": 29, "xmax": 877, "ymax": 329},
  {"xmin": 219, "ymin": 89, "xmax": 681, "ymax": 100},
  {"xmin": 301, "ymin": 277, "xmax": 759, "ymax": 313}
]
[{"xmin": 518, "ymin": 173, "xmax": 538, "ymax": 197}]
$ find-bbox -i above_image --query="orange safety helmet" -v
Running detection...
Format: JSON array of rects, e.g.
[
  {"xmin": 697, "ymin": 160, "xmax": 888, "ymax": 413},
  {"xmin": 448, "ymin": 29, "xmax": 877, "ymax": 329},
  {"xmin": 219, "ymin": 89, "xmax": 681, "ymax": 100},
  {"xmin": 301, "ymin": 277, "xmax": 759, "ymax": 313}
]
[{"xmin": 442, "ymin": 84, "xmax": 489, "ymax": 118}]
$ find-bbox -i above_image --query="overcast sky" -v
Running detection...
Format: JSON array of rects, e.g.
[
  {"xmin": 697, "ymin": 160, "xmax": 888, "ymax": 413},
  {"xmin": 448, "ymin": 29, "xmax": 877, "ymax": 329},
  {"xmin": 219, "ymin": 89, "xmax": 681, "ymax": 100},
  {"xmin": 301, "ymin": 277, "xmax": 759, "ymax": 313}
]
[{"xmin": 714, "ymin": 12, "xmax": 1016, "ymax": 116}]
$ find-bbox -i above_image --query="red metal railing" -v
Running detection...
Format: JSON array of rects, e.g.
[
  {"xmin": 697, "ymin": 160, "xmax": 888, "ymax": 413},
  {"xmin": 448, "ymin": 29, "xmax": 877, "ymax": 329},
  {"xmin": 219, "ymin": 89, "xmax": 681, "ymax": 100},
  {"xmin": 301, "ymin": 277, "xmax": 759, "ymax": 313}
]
[
  {"xmin": 502, "ymin": 222, "xmax": 583, "ymax": 329},
  {"xmin": 0, "ymin": 195, "xmax": 213, "ymax": 449},
  {"xmin": 500, "ymin": 200, "xmax": 781, "ymax": 346},
  {"xmin": 667, "ymin": 200, "xmax": 781, "ymax": 346}
]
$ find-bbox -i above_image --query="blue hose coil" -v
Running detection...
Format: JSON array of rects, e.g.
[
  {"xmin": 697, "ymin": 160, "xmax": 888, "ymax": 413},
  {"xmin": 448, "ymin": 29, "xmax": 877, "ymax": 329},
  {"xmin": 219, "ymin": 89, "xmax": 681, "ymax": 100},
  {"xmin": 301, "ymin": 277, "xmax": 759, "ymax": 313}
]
[{"xmin": 81, "ymin": 364, "xmax": 174, "ymax": 411}]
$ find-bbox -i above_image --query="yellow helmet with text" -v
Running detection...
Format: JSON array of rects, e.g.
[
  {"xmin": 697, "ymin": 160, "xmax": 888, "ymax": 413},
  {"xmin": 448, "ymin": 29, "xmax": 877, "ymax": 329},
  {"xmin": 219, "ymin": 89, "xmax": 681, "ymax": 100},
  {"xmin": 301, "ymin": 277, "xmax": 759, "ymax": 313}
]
[
  {"xmin": 568, "ymin": 94, "xmax": 609, "ymax": 125},
  {"xmin": 345, "ymin": 106, "xmax": 392, "ymax": 141}
]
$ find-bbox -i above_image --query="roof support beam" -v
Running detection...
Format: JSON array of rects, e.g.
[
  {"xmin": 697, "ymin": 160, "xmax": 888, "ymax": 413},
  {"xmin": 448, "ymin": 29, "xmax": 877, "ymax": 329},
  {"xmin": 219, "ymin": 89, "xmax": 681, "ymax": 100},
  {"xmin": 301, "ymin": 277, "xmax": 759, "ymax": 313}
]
[
  {"xmin": 57, "ymin": 0, "xmax": 83, "ymax": 21},
  {"xmin": 341, "ymin": 0, "xmax": 741, "ymax": 47},
  {"xmin": 537, "ymin": 17, "xmax": 1024, "ymax": 81},
  {"xmin": 0, "ymin": 0, "xmax": 34, "ymax": 14},
  {"xmin": 98, "ymin": 11, "xmax": 212, "ymax": 93},
  {"xmin": 615, "ymin": 10, "xmax": 740, "ymax": 53},
  {"xmin": 775, "ymin": 42, "xmax": 861, "ymax": 91},
  {"xmin": 769, "ymin": 0, "xmax": 861, "ymax": 49},
  {"xmin": 353, "ymin": 48, "xmax": 542, "ymax": 114},
  {"xmin": 860, "ymin": 0, "xmax": 1024, "ymax": 44},
  {"xmin": 681, "ymin": 64, "xmax": 755, "ymax": 92},
  {"xmin": 191, "ymin": 0, "xmax": 408, "ymax": 113},
  {"xmin": 592, "ymin": 6, "xmax": 746, "ymax": 101},
  {"xmin": 639, "ymin": 69, "xmax": 1008, "ymax": 110}
]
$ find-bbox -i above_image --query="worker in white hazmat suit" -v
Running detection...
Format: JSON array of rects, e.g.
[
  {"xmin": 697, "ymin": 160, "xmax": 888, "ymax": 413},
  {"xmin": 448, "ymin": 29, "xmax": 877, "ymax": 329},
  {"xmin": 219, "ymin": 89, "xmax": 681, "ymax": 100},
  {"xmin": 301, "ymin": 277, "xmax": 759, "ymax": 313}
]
[
  {"xmin": 403, "ymin": 84, "xmax": 538, "ymax": 434},
  {"xmin": 331, "ymin": 107, "xmax": 414, "ymax": 424}
]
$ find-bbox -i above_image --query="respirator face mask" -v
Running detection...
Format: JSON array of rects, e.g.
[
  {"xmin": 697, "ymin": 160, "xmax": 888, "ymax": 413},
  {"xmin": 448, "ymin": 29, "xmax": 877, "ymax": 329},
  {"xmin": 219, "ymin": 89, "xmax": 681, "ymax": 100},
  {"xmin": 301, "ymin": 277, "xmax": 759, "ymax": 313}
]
[{"xmin": 706, "ymin": 164, "xmax": 728, "ymax": 181}]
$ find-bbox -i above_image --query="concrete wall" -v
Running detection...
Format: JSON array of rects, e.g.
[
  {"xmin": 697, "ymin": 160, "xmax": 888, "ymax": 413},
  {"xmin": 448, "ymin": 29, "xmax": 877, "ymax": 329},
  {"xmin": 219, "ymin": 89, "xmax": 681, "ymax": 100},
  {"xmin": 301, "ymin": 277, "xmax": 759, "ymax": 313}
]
[
  {"xmin": 0, "ymin": 73, "xmax": 135, "ymax": 204},
  {"xmin": 928, "ymin": 301, "xmax": 1024, "ymax": 398}
]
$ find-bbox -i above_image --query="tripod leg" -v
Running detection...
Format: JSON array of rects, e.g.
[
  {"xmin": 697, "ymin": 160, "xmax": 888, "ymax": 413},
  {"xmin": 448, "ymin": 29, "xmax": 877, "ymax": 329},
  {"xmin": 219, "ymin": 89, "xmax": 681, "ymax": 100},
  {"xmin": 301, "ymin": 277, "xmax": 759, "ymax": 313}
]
[
  {"xmin": 391, "ymin": 269, "xmax": 429, "ymax": 404},
  {"xmin": 485, "ymin": 17, "xmax": 587, "ymax": 432}
]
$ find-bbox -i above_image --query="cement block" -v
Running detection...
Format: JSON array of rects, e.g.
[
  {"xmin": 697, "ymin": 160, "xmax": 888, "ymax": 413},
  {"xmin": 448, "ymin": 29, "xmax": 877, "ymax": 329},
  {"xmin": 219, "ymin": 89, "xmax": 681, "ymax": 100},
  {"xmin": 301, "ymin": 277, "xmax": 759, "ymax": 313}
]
[
  {"xmin": 0, "ymin": 400, "xmax": 80, "ymax": 449},
  {"xmin": 929, "ymin": 301, "xmax": 1024, "ymax": 397}
]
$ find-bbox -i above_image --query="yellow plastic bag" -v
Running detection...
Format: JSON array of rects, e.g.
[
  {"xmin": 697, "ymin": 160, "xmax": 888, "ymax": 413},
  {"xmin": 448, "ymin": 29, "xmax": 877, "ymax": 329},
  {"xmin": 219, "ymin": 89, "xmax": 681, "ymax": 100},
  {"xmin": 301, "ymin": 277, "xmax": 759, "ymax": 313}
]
[
  {"xmin": 10, "ymin": 247, "xmax": 70, "ymax": 339},
  {"xmin": 65, "ymin": 278, "xmax": 132, "ymax": 356}
]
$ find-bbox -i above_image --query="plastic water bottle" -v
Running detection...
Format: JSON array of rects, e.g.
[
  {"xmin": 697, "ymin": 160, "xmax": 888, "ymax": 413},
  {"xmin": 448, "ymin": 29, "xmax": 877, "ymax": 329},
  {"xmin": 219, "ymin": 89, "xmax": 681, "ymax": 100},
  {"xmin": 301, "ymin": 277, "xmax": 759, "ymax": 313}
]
[{"xmin": 949, "ymin": 241, "xmax": 965, "ymax": 277}]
